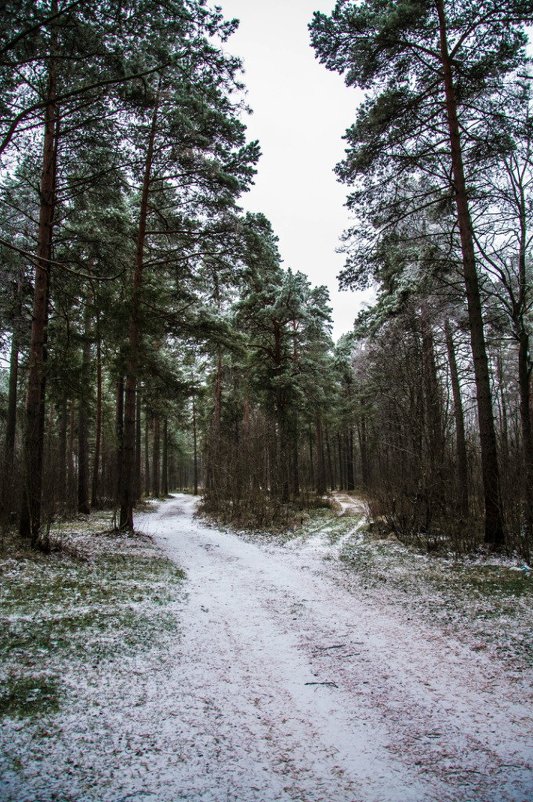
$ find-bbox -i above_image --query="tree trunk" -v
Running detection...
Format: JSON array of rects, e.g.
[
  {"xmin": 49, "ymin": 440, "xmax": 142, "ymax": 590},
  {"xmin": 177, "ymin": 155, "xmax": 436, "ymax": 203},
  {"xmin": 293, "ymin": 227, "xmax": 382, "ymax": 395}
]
[
  {"xmin": 77, "ymin": 304, "xmax": 91, "ymax": 514},
  {"xmin": 91, "ymin": 321, "xmax": 102, "ymax": 508},
  {"xmin": 162, "ymin": 417, "xmax": 169, "ymax": 496},
  {"xmin": 518, "ymin": 329, "xmax": 533, "ymax": 545},
  {"xmin": 119, "ymin": 82, "xmax": 160, "ymax": 529},
  {"xmin": 152, "ymin": 413, "xmax": 160, "ymax": 498},
  {"xmin": 192, "ymin": 397, "xmax": 198, "ymax": 496},
  {"xmin": 57, "ymin": 395, "xmax": 68, "ymax": 507},
  {"xmin": 135, "ymin": 387, "xmax": 142, "ymax": 501},
  {"xmin": 337, "ymin": 432, "xmax": 345, "ymax": 490},
  {"xmin": 315, "ymin": 416, "xmax": 326, "ymax": 495},
  {"xmin": 115, "ymin": 376, "xmax": 124, "ymax": 511},
  {"xmin": 325, "ymin": 425, "xmax": 335, "ymax": 491},
  {"xmin": 359, "ymin": 416, "xmax": 370, "ymax": 488},
  {"xmin": 445, "ymin": 320, "xmax": 469, "ymax": 518},
  {"xmin": 67, "ymin": 401, "xmax": 75, "ymax": 509},
  {"xmin": 2, "ymin": 311, "xmax": 20, "ymax": 516},
  {"xmin": 436, "ymin": 0, "xmax": 504, "ymax": 546},
  {"xmin": 19, "ymin": 2, "xmax": 58, "ymax": 546},
  {"xmin": 346, "ymin": 429, "xmax": 355, "ymax": 491},
  {"xmin": 144, "ymin": 407, "xmax": 151, "ymax": 496}
]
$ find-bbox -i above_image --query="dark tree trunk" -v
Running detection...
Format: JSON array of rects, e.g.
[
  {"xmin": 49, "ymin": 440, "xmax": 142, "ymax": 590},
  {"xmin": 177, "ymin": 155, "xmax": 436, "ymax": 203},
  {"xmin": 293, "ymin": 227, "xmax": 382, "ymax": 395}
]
[
  {"xmin": 115, "ymin": 376, "xmax": 124, "ymax": 510},
  {"xmin": 308, "ymin": 430, "xmax": 315, "ymax": 490},
  {"xmin": 91, "ymin": 322, "xmax": 102, "ymax": 508},
  {"xmin": 192, "ymin": 397, "xmax": 198, "ymax": 495},
  {"xmin": 19, "ymin": 4, "xmax": 58, "ymax": 546},
  {"xmin": 2, "ymin": 310, "xmax": 20, "ymax": 515},
  {"xmin": 337, "ymin": 432, "xmax": 345, "ymax": 490},
  {"xmin": 57, "ymin": 395, "xmax": 68, "ymax": 507},
  {"xmin": 144, "ymin": 408, "xmax": 151, "ymax": 496},
  {"xmin": 436, "ymin": 0, "xmax": 504, "ymax": 547},
  {"xmin": 162, "ymin": 417, "xmax": 169, "ymax": 496},
  {"xmin": 325, "ymin": 425, "xmax": 335, "ymax": 491},
  {"xmin": 152, "ymin": 413, "xmax": 161, "ymax": 498},
  {"xmin": 359, "ymin": 416, "xmax": 370, "ymax": 488},
  {"xmin": 445, "ymin": 321, "xmax": 469, "ymax": 518},
  {"xmin": 77, "ymin": 304, "xmax": 91, "ymax": 514},
  {"xmin": 291, "ymin": 427, "xmax": 300, "ymax": 498},
  {"xmin": 518, "ymin": 329, "xmax": 533, "ymax": 544},
  {"xmin": 315, "ymin": 416, "xmax": 326, "ymax": 496},
  {"xmin": 134, "ymin": 388, "xmax": 142, "ymax": 501},
  {"xmin": 67, "ymin": 401, "xmax": 75, "ymax": 508},
  {"xmin": 119, "ymin": 84, "xmax": 160, "ymax": 529},
  {"xmin": 496, "ymin": 351, "xmax": 510, "ymax": 471},
  {"xmin": 346, "ymin": 429, "xmax": 355, "ymax": 491}
]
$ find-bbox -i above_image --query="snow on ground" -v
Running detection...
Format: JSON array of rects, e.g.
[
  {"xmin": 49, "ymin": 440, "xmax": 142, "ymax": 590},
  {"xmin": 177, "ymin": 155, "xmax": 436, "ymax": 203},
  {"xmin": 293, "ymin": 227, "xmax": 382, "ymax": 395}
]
[{"xmin": 1, "ymin": 493, "xmax": 532, "ymax": 802}]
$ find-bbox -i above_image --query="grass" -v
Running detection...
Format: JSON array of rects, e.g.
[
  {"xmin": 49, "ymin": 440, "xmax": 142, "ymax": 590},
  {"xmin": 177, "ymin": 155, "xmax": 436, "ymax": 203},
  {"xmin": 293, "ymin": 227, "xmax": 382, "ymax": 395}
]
[
  {"xmin": 0, "ymin": 513, "xmax": 185, "ymax": 722},
  {"xmin": 0, "ymin": 675, "xmax": 60, "ymax": 720},
  {"xmin": 336, "ymin": 521, "xmax": 533, "ymax": 669},
  {"xmin": 296, "ymin": 507, "xmax": 360, "ymax": 544}
]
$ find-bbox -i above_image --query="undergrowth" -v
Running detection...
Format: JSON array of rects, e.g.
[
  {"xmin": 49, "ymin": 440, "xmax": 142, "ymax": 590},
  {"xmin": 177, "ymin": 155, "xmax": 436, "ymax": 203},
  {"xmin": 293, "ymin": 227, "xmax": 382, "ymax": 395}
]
[
  {"xmin": 338, "ymin": 520, "xmax": 533, "ymax": 670},
  {"xmin": 0, "ymin": 513, "xmax": 185, "ymax": 722}
]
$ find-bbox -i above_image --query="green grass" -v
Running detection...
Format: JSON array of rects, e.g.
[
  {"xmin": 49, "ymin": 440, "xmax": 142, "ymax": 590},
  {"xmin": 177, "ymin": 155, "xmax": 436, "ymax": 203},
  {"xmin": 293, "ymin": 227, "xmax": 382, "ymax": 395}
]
[
  {"xmin": 0, "ymin": 675, "xmax": 60, "ymax": 719},
  {"xmin": 0, "ymin": 521, "xmax": 185, "ymax": 721}
]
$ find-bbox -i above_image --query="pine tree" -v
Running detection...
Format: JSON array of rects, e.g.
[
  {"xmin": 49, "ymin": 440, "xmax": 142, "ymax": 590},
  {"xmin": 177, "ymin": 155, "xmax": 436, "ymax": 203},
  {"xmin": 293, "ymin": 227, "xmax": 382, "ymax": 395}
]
[{"xmin": 310, "ymin": 0, "xmax": 532, "ymax": 546}]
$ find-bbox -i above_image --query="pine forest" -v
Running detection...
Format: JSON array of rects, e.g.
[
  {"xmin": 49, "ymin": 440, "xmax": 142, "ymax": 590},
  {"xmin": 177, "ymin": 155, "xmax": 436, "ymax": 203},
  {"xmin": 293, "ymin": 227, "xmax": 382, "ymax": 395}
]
[{"xmin": 0, "ymin": 2, "xmax": 532, "ymax": 800}]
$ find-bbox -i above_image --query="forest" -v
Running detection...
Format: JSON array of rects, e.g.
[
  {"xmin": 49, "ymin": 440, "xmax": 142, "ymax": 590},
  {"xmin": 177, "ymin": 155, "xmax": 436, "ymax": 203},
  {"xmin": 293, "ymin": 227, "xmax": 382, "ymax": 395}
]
[{"xmin": 0, "ymin": 0, "xmax": 532, "ymax": 561}]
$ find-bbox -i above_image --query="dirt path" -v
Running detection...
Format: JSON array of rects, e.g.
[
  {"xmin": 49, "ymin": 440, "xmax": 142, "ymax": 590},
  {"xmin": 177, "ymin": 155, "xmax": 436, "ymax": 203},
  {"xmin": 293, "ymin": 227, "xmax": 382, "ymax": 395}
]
[
  {"xmin": 135, "ymin": 494, "xmax": 532, "ymax": 802},
  {"xmin": 2, "ymin": 493, "xmax": 530, "ymax": 802}
]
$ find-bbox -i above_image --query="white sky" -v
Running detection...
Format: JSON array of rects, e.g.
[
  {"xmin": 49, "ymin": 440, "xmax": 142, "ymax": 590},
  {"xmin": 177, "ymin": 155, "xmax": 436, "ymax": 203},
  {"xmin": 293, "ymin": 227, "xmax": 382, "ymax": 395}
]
[{"xmin": 218, "ymin": 0, "xmax": 374, "ymax": 340}]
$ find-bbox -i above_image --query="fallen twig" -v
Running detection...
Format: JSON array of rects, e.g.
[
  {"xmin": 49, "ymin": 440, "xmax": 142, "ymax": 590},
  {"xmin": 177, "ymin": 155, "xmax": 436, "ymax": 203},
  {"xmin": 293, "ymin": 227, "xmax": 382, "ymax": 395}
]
[{"xmin": 304, "ymin": 681, "xmax": 338, "ymax": 688}]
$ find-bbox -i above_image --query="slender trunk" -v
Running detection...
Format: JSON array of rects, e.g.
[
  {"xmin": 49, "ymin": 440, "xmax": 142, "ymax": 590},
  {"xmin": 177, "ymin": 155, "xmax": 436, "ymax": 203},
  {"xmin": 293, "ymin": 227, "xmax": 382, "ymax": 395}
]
[
  {"xmin": 315, "ymin": 416, "xmax": 326, "ymax": 495},
  {"xmin": 337, "ymin": 432, "xmax": 345, "ymax": 490},
  {"xmin": 308, "ymin": 430, "xmax": 315, "ymax": 490},
  {"xmin": 91, "ymin": 320, "xmax": 102, "ymax": 508},
  {"xmin": 346, "ymin": 429, "xmax": 355, "ymax": 491},
  {"xmin": 115, "ymin": 376, "xmax": 124, "ymax": 510},
  {"xmin": 436, "ymin": 0, "xmax": 504, "ymax": 546},
  {"xmin": 325, "ymin": 425, "xmax": 335, "ymax": 491},
  {"xmin": 2, "ymin": 317, "xmax": 20, "ymax": 515},
  {"xmin": 496, "ymin": 351, "xmax": 510, "ymax": 471},
  {"xmin": 20, "ymin": 2, "xmax": 58, "ymax": 546},
  {"xmin": 77, "ymin": 304, "xmax": 91, "ymax": 514},
  {"xmin": 445, "ymin": 320, "xmax": 469, "ymax": 517},
  {"xmin": 518, "ymin": 330, "xmax": 533, "ymax": 543},
  {"xmin": 119, "ymin": 82, "xmax": 160, "ymax": 529},
  {"xmin": 152, "ymin": 413, "xmax": 160, "ymax": 497},
  {"xmin": 359, "ymin": 416, "xmax": 370, "ymax": 488},
  {"xmin": 192, "ymin": 397, "xmax": 198, "ymax": 496},
  {"xmin": 144, "ymin": 408, "xmax": 151, "ymax": 496},
  {"xmin": 57, "ymin": 395, "xmax": 67, "ymax": 506},
  {"xmin": 162, "ymin": 417, "xmax": 169, "ymax": 496},
  {"xmin": 135, "ymin": 388, "xmax": 142, "ymax": 501},
  {"xmin": 515, "ymin": 160, "xmax": 533, "ymax": 545},
  {"xmin": 67, "ymin": 401, "xmax": 75, "ymax": 508},
  {"xmin": 291, "ymin": 418, "xmax": 300, "ymax": 498}
]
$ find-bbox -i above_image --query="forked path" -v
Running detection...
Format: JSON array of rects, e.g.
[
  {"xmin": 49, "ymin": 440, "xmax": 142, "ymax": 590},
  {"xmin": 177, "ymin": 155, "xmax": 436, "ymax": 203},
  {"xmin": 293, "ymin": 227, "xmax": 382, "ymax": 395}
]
[{"xmin": 137, "ymin": 494, "xmax": 532, "ymax": 802}]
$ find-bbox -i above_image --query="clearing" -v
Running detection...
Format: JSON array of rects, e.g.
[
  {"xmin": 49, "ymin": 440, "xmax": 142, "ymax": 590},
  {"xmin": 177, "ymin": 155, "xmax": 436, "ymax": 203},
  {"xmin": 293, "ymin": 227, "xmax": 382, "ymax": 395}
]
[{"xmin": 0, "ymin": 493, "xmax": 532, "ymax": 802}]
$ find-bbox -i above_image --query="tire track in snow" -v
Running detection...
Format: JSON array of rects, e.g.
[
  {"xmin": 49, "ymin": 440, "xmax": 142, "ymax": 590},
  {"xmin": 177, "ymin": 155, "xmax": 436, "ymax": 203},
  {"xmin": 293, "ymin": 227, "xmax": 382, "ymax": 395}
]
[{"xmin": 141, "ymin": 494, "xmax": 533, "ymax": 802}]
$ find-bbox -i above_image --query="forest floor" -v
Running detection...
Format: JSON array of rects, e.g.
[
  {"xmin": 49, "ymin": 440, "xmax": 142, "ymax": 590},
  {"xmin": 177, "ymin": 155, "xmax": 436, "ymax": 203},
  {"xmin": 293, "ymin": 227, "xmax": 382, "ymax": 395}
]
[{"xmin": 0, "ymin": 493, "xmax": 532, "ymax": 802}]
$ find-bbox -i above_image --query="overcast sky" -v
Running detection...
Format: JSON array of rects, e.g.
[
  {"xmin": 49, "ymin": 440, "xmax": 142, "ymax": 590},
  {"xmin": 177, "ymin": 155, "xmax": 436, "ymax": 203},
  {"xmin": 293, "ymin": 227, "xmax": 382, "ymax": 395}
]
[{"xmin": 218, "ymin": 0, "xmax": 374, "ymax": 340}]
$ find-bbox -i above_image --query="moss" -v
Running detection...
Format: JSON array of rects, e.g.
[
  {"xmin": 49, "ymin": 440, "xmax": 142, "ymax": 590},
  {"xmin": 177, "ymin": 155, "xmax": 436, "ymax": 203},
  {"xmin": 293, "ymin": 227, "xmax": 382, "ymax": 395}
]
[{"xmin": 0, "ymin": 675, "xmax": 60, "ymax": 719}]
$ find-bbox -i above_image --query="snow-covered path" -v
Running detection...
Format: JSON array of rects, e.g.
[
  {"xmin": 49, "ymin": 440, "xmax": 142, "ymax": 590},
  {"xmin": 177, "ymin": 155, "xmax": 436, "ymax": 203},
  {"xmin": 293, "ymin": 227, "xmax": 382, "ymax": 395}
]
[
  {"xmin": 136, "ymin": 493, "xmax": 532, "ymax": 802},
  {"xmin": 3, "ymin": 493, "xmax": 531, "ymax": 802}
]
